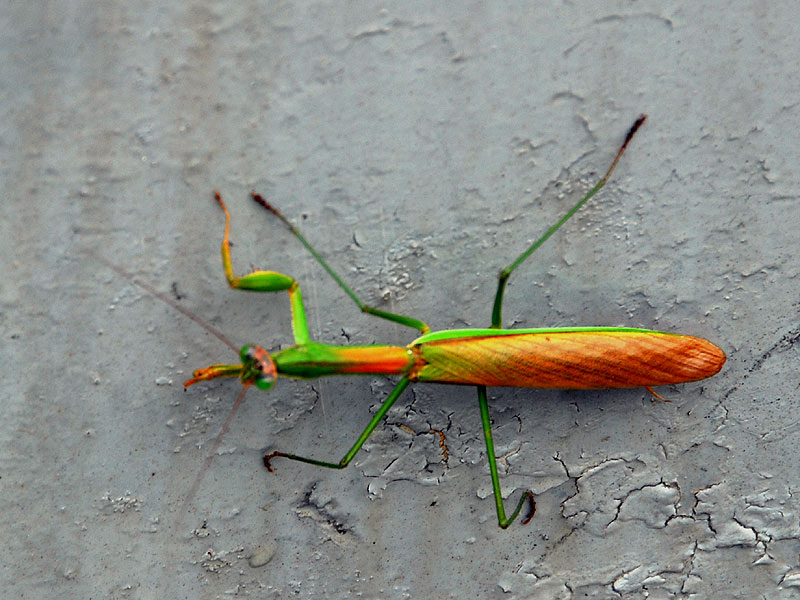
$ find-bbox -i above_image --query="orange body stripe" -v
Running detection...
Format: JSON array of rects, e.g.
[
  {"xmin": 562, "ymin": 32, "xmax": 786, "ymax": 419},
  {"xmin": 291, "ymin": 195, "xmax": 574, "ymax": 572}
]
[{"xmin": 412, "ymin": 330, "xmax": 725, "ymax": 389}]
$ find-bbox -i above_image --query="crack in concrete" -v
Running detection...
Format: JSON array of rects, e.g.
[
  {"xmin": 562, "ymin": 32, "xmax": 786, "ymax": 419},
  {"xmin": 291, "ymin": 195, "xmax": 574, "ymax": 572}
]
[
  {"xmin": 295, "ymin": 482, "xmax": 351, "ymax": 537},
  {"xmin": 707, "ymin": 324, "xmax": 800, "ymax": 421}
]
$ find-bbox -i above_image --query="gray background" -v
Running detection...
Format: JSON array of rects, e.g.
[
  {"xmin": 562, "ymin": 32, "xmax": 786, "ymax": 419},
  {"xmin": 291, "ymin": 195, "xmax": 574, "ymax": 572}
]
[{"xmin": 3, "ymin": 2, "xmax": 799, "ymax": 599}]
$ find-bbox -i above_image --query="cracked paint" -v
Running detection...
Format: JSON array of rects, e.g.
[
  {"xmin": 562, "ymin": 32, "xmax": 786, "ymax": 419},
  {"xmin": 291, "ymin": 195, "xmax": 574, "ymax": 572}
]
[
  {"xmin": 9, "ymin": 1, "xmax": 799, "ymax": 598},
  {"xmin": 617, "ymin": 481, "xmax": 680, "ymax": 528}
]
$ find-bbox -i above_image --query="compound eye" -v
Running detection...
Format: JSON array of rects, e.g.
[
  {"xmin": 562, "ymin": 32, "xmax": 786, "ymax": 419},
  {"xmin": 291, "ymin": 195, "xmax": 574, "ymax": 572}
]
[
  {"xmin": 255, "ymin": 372, "xmax": 275, "ymax": 391},
  {"xmin": 240, "ymin": 344, "xmax": 255, "ymax": 363}
]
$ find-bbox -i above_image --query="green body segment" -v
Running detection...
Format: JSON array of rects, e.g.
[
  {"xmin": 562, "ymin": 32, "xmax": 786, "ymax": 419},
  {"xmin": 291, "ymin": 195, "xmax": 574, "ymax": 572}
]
[{"xmin": 272, "ymin": 342, "xmax": 412, "ymax": 379}]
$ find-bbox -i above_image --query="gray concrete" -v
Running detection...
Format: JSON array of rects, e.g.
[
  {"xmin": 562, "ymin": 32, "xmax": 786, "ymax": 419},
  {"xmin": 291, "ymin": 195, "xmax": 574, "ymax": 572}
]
[{"xmin": 2, "ymin": 2, "xmax": 798, "ymax": 598}]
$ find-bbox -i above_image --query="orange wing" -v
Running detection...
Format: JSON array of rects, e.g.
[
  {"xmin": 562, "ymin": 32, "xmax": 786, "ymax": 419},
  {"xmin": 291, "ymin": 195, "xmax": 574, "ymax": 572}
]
[{"xmin": 412, "ymin": 330, "xmax": 725, "ymax": 389}]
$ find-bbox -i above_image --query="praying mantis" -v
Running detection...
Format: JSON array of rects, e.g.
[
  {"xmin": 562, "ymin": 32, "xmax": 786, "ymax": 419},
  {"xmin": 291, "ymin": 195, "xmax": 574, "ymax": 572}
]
[{"xmin": 178, "ymin": 114, "xmax": 725, "ymax": 528}]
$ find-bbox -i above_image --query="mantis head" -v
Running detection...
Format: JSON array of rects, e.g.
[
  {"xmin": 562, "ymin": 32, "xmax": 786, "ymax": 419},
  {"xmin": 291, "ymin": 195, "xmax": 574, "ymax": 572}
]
[{"xmin": 184, "ymin": 344, "xmax": 278, "ymax": 391}]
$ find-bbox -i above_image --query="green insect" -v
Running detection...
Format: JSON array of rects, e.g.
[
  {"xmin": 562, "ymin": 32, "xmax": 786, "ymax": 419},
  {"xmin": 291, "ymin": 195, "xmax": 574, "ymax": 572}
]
[{"xmin": 179, "ymin": 114, "xmax": 725, "ymax": 528}]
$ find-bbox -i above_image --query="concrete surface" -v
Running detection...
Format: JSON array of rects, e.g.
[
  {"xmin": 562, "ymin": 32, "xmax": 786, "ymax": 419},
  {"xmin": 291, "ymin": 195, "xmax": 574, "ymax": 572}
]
[{"xmin": 2, "ymin": 2, "xmax": 798, "ymax": 598}]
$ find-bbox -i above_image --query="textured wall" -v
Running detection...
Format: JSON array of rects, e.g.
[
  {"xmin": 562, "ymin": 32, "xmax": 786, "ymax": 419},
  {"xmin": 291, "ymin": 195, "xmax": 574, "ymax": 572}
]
[{"xmin": 2, "ymin": 2, "xmax": 798, "ymax": 598}]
